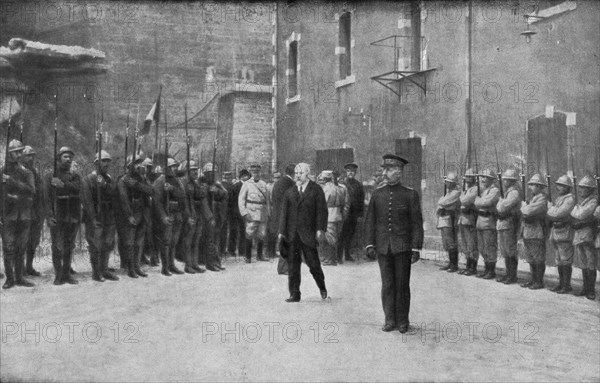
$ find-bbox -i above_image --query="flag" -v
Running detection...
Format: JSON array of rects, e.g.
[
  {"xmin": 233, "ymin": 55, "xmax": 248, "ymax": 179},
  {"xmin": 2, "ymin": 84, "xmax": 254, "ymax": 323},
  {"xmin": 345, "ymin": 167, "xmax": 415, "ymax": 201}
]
[
  {"xmin": 141, "ymin": 85, "xmax": 161, "ymax": 135},
  {"xmin": 0, "ymin": 95, "xmax": 21, "ymax": 124}
]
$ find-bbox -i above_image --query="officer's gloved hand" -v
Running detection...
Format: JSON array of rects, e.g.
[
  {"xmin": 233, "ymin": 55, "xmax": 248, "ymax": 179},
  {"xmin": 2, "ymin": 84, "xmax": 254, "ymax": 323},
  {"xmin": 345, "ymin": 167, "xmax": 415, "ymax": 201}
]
[
  {"xmin": 188, "ymin": 217, "xmax": 195, "ymax": 226},
  {"xmin": 2, "ymin": 174, "xmax": 10, "ymax": 182},
  {"xmin": 316, "ymin": 230, "xmax": 325, "ymax": 243},
  {"xmin": 51, "ymin": 177, "xmax": 64, "ymax": 188},
  {"xmin": 366, "ymin": 247, "xmax": 377, "ymax": 260},
  {"xmin": 128, "ymin": 216, "xmax": 137, "ymax": 226},
  {"xmin": 411, "ymin": 251, "xmax": 421, "ymax": 264},
  {"xmin": 162, "ymin": 216, "xmax": 173, "ymax": 226},
  {"xmin": 96, "ymin": 175, "xmax": 106, "ymax": 186}
]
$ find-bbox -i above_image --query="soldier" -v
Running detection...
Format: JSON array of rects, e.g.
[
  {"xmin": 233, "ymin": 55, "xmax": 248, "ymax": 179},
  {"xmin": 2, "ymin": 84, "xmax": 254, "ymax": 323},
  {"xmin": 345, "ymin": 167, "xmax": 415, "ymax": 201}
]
[
  {"xmin": 338, "ymin": 163, "xmax": 365, "ymax": 263},
  {"xmin": 117, "ymin": 155, "xmax": 154, "ymax": 278},
  {"xmin": 21, "ymin": 146, "xmax": 43, "ymax": 277},
  {"xmin": 140, "ymin": 158, "xmax": 156, "ymax": 265},
  {"xmin": 179, "ymin": 160, "xmax": 213, "ymax": 273},
  {"xmin": 547, "ymin": 175, "xmax": 576, "ymax": 293},
  {"xmin": 228, "ymin": 169, "xmax": 251, "ymax": 258},
  {"xmin": 495, "ymin": 169, "xmax": 522, "ymax": 284},
  {"xmin": 219, "ymin": 171, "xmax": 234, "ymax": 256},
  {"xmin": 570, "ymin": 175, "xmax": 598, "ymax": 300},
  {"xmin": 82, "ymin": 150, "xmax": 119, "ymax": 282},
  {"xmin": 1, "ymin": 140, "xmax": 35, "ymax": 289},
  {"xmin": 153, "ymin": 158, "xmax": 189, "ymax": 276},
  {"xmin": 199, "ymin": 163, "xmax": 228, "ymax": 271},
  {"xmin": 44, "ymin": 146, "xmax": 81, "ymax": 285},
  {"xmin": 437, "ymin": 173, "xmax": 461, "ymax": 272},
  {"xmin": 474, "ymin": 169, "xmax": 501, "ymax": 279},
  {"xmin": 458, "ymin": 168, "xmax": 479, "ymax": 276},
  {"xmin": 320, "ymin": 170, "xmax": 349, "ymax": 266},
  {"xmin": 238, "ymin": 164, "xmax": 271, "ymax": 263},
  {"xmin": 365, "ymin": 154, "xmax": 423, "ymax": 334},
  {"xmin": 520, "ymin": 174, "xmax": 549, "ymax": 290}
]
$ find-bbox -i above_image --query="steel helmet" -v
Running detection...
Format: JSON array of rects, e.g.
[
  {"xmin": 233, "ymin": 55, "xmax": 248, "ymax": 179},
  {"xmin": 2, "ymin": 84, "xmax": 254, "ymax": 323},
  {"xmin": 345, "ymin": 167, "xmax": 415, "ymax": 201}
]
[
  {"xmin": 578, "ymin": 175, "xmax": 597, "ymax": 189},
  {"xmin": 478, "ymin": 169, "xmax": 497, "ymax": 179},
  {"xmin": 203, "ymin": 162, "xmax": 217, "ymax": 172},
  {"xmin": 58, "ymin": 146, "xmax": 75, "ymax": 157},
  {"xmin": 554, "ymin": 175, "xmax": 572, "ymax": 187},
  {"xmin": 167, "ymin": 158, "xmax": 179, "ymax": 168},
  {"xmin": 463, "ymin": 168, "xmax": 476, "ymax": 178},
  {"xmin": 8, "ymin": 139, "xmax": 24, "ymax": 152},
  {"xmin": 444, "ymin": 172, "xmax": 459, "ymax": 184},
  {"xmin": 502, "ymin": 169, "xmax": 518, "ymax": 181},
  {"xmin": 527, "ymin": 173, "xmax": 547, "ymax": 187},
  {"xmin": 141, "ymin": 158, "xmax": 154, "ymax": 167},
  {"xmin": 154, "ymin": 165, "xmax": 163, "ymax": 174},
  {"xmin": 179, "ymin": 160, "xmax": 199, "ymax": 172},
  {"xmin": 94, "ymin": 150, "xmax": 112, "ymax": 162}
]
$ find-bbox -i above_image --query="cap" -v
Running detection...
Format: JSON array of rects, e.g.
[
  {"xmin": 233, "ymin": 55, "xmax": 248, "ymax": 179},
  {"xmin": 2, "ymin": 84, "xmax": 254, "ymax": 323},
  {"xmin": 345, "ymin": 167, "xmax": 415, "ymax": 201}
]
[
  {"xmin": 223, "ymin": 171, "xmax": 233, "ymax": 177},
  {"xmin": 554, "ymin": 175, "xmax": 572, "ymax": 187},
  {"xmin": 22, "ymin": 145, "xmax": 36, "ymax": 155},
  {"xmin": 344, "ymin": 162, "xmax": 358, "ymax": 170},
  {"xmin": 8, "ymin": 139, "xmax": 24, "ymax": 152},
  {"xmin": 320, "ymin": 170, "xmax": 334, "ymax": 179},
  {"xmin": 141, "ymin": 158, "xmax": 154, "ymax": 167},
  {"xmin": 478, "ymin": 169, "xmax": 496, "ymax": 179},
  {"xmin": 381, "ymin": 154, "xmax": 408, "ymax": 168},
  {"xmin": 272, "ymin": 172, "xmax": 282, "ymax": 177},
  {"xmin": 502, "ymin": 169, "xmax": 518, "ymax": 181},
  {"xmin": 179, "ymin": 160, "xmax": 199, "ymax": 172},
  {"xmin": 578, "ymin": 175, "xmax": 597, "ymax": 189},
  {"xmin": 94, "ymin": 150, "xmax": 112, "ymax": 162},
  {"xmin": 203, "ymin": 162, "xmax": 217, "ymax": 172},
  {"xmin": 444, "ymin": 172, "xmax": 459, "ymax": 184},
  {"xmin": 527, "ymin": 173, "xmax": 547, "ymax": 187},
  {"xmin": 167, "ymin": 158, "xmax": 179, "ymax": 168},
  {"xmin": 239, "ymin": 169, "xmax": 251, "ymax": 178},
  {"xmin": 126, "ymin": 154, "xmax": 144, "ymax": 166},
  {"xmin": 58, "ymin": 146, "xmax": 75, "ymax": 157}
]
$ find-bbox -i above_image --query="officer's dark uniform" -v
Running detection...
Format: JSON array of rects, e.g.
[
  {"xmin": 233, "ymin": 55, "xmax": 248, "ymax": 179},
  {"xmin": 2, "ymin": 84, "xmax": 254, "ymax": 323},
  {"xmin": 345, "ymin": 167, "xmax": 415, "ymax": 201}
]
[
  {"xmin": 198, "ymin": 171, "xmax": 228, "ymax": 271},
  {"xmin": 153, "ymin": 166, "xmax": 189, "ymax": 276},
  {"xmin": 22, "ymin": 147, "xmax": 44, "ymax": 276},
  {"xmin": 338, "ymin": 163, "xmax": 365, "ymax": 262},
  {"xmin": 117, "ymin": 159, "xmax": 153, "ymax": 278},
  {"xmin": 82, "ymin": 155, "xmax": 119, "ymax": 282},
  {"xmin": 145, "ymin": 166, "xmax": 161, "ymax": 266},
  {"xmin": 44, "ymin": 146, "xmax": 82, "ymax": 285},
  {"xmin": 1, "ymin": 140, "xmax": 35, "ymax": 288},
  {"xmin": 365, "ymin": 154, "xmax": 423, "ymax": 333}
]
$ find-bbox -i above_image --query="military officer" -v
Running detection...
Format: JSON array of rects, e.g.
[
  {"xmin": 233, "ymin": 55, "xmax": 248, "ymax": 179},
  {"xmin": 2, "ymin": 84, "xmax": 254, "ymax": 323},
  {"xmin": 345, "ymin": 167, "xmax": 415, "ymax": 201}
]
[
  {"xmin": 117, "ymin": 155, "xmax": 154, "ymax": 278},
  {"xmin": 21, "ymin": 145, "xmax": 43, "ymax": 277},
  {"xmin": 179, "ymin": 160, "xmax": 214, "ymax": 273},
  {"xmin": 1, "ymin": 140, "xmax": 35, "ymax": 289},
  {"xmin": 570, "ymin": 175, "xmax": 598, "ymax": 300},
  {"xmin": 238, "ymin": 164, "xmax": 270, "ymax": 263},
  {"xmin": 219, "ymin": 171, "xmax": 234, "ymax": 256},
  {"xmin": 436, "ymin": 172, "xmax": 461, "ymax": 272},
  {"xmin": 153, "ymin": 158, "xmax": 189, "ymax": 276},
  {"xmin": 201, "ymin": 163, "xmax": 228, "ymax": 271},
  {"xmin": 547, "ymin": 175, "xmax": 576, "ymax": 294},
  {"xmin": 228, "ymin": 169, "xmax": 251, "ymax": 258},
  {"xmin": 520, "ymin": 174, "xmax": 549, "ymax": 290},
  {"xmin": 320, "ymin": 170, "xmax": 350, "ymax": 266},
  {"xmin": 365, "ymin": 154, "xmax": 423, "ymax": 334},
  {"xmin": 594, "ymin": 202, "xmax": 600, "ymax": 276},
  {"xmin": 338, "ymin": 163, "xmax": 365, "ymax": 262},
  {"xmin": 141, "ymin": 158, "xmax": 158, "ymax": 266},
  {"xmin": 44, "ymin": 146, "xmax": 81, "ymax": 285},
  {"xmin": 82, "ymin": 150, "xmax": 119, "ymax": 282},
  {"xmin": 495, "ymin": 169, "xmax": 522, "ymax": 284},
  {"xmin": 474, "ymin": 169, "xmax": 501, "ymax": 279},
  {"xmin": 458, "ymin": 168, "xmax": 478, "ymax": 276}
]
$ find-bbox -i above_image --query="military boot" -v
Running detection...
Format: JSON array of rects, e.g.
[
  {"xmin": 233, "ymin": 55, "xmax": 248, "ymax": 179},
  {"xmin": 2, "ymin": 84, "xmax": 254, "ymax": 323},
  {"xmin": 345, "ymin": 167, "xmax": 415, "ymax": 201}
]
[
  {"xmin": 447, "ymin": 250, "xmax": 459, "ymax": 273},
  {"xmin": 551, "ymin": 265, "xmax": 564, "ymax": 292},
  {"xmin": 477, "ymin": 262, "xmax": 489, "ymax": 278},
  {"xmin": 2, "ymin": 257, "xmax": 16, "ymax": 289},
  {"xmin": 102, "ymin": 251, "xmax": 119, "ymax": 281},
  {"xmin": 168, "ymin": 247, "xmax": 184, "ymax": 275},
  {"xmin": 160, "ymin": 246, "xmax": 172, "ymax": 276},
  {"xmin": 14, "ymin": 255, "xmax": 34, "ymax": 287},
  {"xmin": 483, "ymin": 262, "xmax": 496, "ymax": 279},
  {"xmin": 497, "ymin": 258, "xmax": 509, "ymax": 283},
  {"xmin": 521, "ymin": 264, "xmax": 535, "ymax": 288},
  {"xmin": 133, "ymin": 245, "xmax": 147, "ymax": 277},
  {"xmin": 557, "ymin": 265, "xmax": 572, "ymax": 294},
  {"xmin": 458, "ymin": 259, "xmax": 470, "ymax": 275},
  {"xmin": 503, "ymin": 258, "xmax": 518, "ymax": 285},
  {"xmin": 245, "ymin": 240, "xmax": 253, "ymax": 263},
  {"xmin": 529, "ymin": 263, "xmax": 545, "ymax": 290},
  {"xmin": 586, "ymin": 270, "xmax": 597, "ymax": 300},
  {"xmin": 25, "ymin": 249, "xmax": 41, "ymax": 277},
  {"xmin": 464, "ymin": 259, "xmax": 477, "ymax": 276},
  {"xmin": 257, "ymin": 240, "xmax": 268, "ymax": 262}
]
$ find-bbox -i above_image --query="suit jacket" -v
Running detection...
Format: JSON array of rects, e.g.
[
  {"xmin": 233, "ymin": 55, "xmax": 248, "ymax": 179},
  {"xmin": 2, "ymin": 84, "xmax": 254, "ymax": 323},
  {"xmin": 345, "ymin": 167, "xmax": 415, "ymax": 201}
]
[
  {"xmin": 344, "ymin": 177, "xmax": 365, "ymax": 217},
  {"xmin": 269, "ymin": 175, "xmax": 295, "ymax": 232},
  {"xmin": 365, "ymin": 182, "xmax": 423, "ymax": 254},
  {"xmin": 279, "ymin": 180, "xmax": 328, "ymax": 249}
]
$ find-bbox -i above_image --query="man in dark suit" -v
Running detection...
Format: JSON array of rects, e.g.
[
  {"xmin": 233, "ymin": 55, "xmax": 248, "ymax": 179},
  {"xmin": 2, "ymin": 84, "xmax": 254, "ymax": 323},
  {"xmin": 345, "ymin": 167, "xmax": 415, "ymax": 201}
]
[
  {"xmin": 365, "ymin": 154, "xmax": 423, "ymax": 334},
  {"xmin": 271, "ymin": 164, "xmax": 296, "ymax": 275},
  {"xmin": 278, "ymin": 162, "xmax": 328, "ymax": 302}
]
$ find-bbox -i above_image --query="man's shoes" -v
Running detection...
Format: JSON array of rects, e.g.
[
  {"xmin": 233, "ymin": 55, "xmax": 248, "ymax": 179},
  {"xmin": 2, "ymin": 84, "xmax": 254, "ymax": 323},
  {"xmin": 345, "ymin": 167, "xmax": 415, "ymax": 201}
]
[
  {"xmin": 70, "ymin": 267, "xmax": 77, "ymax": 274},
  {"xmin": 439, "ymin": 263, "xmax": 451, "ymax": 271},
  {"xmin": 184, "ymin": 266, "xmax": 197, "ymax": 274},
  {"xmin": 285, "ymin": 295, "xmax": 301, "ymax": 303},
  {"xmin": 161, "ymin": 269, "xmax": 172, "ymax": 276},
  {"xmin": 169, "ymin": 266, "xmax": 184, "ymax": 275},
  {"xmin": 217, "ymin": 265, "xmax": 226, "ymax": 270},
  {"xmin": 135, "ymin": 268, "xmax": 148, "ymax": 277},
  {"xmin": 26, "ymin": 268, "xmax": 41, "ymax": 277},
  {"xmin": 446, "ymin": 265, "xmax": 458, "ymax": 273},
  {"xmin": 16, "ymin": 279, "xmax": 35, "ymax": 287},
  {"xmin": 3, "ymin": 280, "xmax": 16, "ymax": 289},
  {"xmin": 62, "ymin": 276, "xmax": 78, "ymax": 285},
  {"xmin": 381, "ymin": 324, "xmax": 396, "ymax": 332},
  {"xmin": 398, "ymin": 324, "xmax": 409, "ymax": 334},
  {"xmin": 92, "ymin": 275, "xmax": 105, "ymax": 282},
  {"xmin": 320, "ymin": 290, "xmax": 328, "ymax": 299},
  {"xmin": 206, "ymin": 266, "xmax": 220, "ymax": 272},
  {"xmin": 103, "ymin": 272, "xmax": 119, "ymax": 281},
  {"xmin": 192, "ymin": 265, "xmax": 206, "ymax": 273},
  {"xmin": 127, "ymin": 269, "xmax": 139, "ymax": 278}
]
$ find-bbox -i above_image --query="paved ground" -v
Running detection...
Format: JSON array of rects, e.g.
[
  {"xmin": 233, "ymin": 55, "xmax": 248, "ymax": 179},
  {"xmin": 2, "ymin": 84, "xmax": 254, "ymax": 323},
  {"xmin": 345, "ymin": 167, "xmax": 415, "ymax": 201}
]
[{"xmin": 1, "ymin": 251, "xmax": 599, "ymax": 382}]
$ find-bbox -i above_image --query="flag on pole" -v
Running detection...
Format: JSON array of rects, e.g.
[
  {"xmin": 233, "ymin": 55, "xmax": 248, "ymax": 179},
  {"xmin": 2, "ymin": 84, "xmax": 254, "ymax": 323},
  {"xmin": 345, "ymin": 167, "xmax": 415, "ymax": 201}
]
[
  {"xmin": 141, "ymin": 85, "xmax": 161, "ymax": 135},
  {"xmin": 0, "ymin": 95, "xmax": 21, "ymax": 124}
]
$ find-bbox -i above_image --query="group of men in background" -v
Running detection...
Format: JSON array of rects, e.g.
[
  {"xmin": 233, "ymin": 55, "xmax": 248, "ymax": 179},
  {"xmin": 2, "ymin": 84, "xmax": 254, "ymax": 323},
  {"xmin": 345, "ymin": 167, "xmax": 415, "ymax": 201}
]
[{"xmin": 437, "ymin": 167, "xmax": 599, "ymax": 300}]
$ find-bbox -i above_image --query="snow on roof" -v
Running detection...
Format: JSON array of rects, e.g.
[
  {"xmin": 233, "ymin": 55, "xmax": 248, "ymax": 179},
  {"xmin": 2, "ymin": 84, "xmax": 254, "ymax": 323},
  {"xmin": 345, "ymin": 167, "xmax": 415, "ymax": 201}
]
[{"xmin": 2, "ymin": 38, "xmax": 105, "ymax": 59}]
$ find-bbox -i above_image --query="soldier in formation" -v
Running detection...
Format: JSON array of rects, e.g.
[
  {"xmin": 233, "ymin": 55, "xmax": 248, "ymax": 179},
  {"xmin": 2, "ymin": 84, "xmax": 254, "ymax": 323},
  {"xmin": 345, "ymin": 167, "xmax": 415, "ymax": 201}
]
[
  {"xmin": 495, "ymin": 169, "xmax": 522, "ymax": 284},
  {"xmin": 436, "ymin": 173, "xmax": 460, "ymax": 272},
  {"xmin": 238, "ymin": 164, "xmax": 270, "ymax": 263}
]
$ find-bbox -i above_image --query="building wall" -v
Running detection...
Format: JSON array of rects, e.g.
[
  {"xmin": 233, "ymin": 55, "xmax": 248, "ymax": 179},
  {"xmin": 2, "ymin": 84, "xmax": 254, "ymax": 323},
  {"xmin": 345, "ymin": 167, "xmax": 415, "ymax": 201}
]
[{"xmin": 275, "ymin": 0, "xmax": 600, "ymax": 236}]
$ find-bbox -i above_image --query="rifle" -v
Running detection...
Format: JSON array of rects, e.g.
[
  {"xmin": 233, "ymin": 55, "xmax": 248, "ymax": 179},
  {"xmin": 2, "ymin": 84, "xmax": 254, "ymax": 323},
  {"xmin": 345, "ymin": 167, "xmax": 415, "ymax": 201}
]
[
  {"xmin": 545, "ymin": 147, "xmax": 552, "ymax": 201},
  {"xmin": 164, "ymin": 106, "xmax": 169, "ymax": 217},
  {"xmin": 571, "ymin": 150, "xmax": 578, "ymax": 204},
  {"xmin": 97, "ymin": 104, "xmax": 104, "ymax": 218},
  {"xmin": 595, "ymin": 146, "xmax": 599, "ymax": 192},
  {"xmin": 494, "ymin": 145, "xmax": 503, "ymax": 198},
  {"xmin": 184, "ymin": 103, "xmax": 193, "ymax": 222},
  {"xmin": 19, "ymin": 93, "xmax": 24, "ymax": 142},
  {"xmin": 53, "ymin": 94, "xmax": 58, "ymax": 218},
  {"xmin": 474, "ymin": 148, "xmax": 480, "ymax": 197},
  {"xmin": 443, "ymin": 150, "xmax": 447, "ymax": 195},
  {"xmin": 2, "ymin": 96, "xmax": 13, "ymax": 225},
  {"xmin": 520, "ymin": 145, "xmax": 526, "ymax": 204},
  {"xmin": 133, "ymin": 99, "xmax": 140, "ymax": 163},
  {"xmin": 124, "ymin": 101, "xmax": 130, "ymax": 173}
]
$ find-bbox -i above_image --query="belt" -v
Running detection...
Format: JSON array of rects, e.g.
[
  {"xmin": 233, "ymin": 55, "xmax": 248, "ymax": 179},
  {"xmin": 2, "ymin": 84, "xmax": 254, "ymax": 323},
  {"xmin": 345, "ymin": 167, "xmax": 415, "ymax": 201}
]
[
  {"xmin": 572, "ymin": 221, "xmax": 593, "ymax": 230},
  {"xmin": 246, "ymin": 199, "xmax": 266, "ymax": 205},
  {"xmin": 553, "ymin": 221, "xmax": 569, "ymax": 229},
  {"xmin": 460, "ymin": 206, "xmax": 475, "ymax": 214},
  {"xmin": 477, "ymin": 210, "xmax": 495, "ymax": 217}
]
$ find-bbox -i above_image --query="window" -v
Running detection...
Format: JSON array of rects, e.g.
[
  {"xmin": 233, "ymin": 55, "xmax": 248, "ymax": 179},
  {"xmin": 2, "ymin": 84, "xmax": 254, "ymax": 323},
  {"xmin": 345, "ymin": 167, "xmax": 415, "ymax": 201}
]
[
  {"xmin": 338, "ymin": 12, "xmax": 351, "ymax": 79},
  {"xmin": 286, "ymin": 32, "xmax": 301, "ymax": 104}
]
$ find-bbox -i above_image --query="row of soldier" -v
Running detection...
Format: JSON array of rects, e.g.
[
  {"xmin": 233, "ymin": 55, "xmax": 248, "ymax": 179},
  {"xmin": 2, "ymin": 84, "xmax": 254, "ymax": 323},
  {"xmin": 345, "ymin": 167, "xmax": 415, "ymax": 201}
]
[
  {"xmin": 0, "ymin": 139, "xmax": 369, "ymax": 289},
  {"xmin": 436, "ymin": 167, "xmax": 599, "ymax": 300}
]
